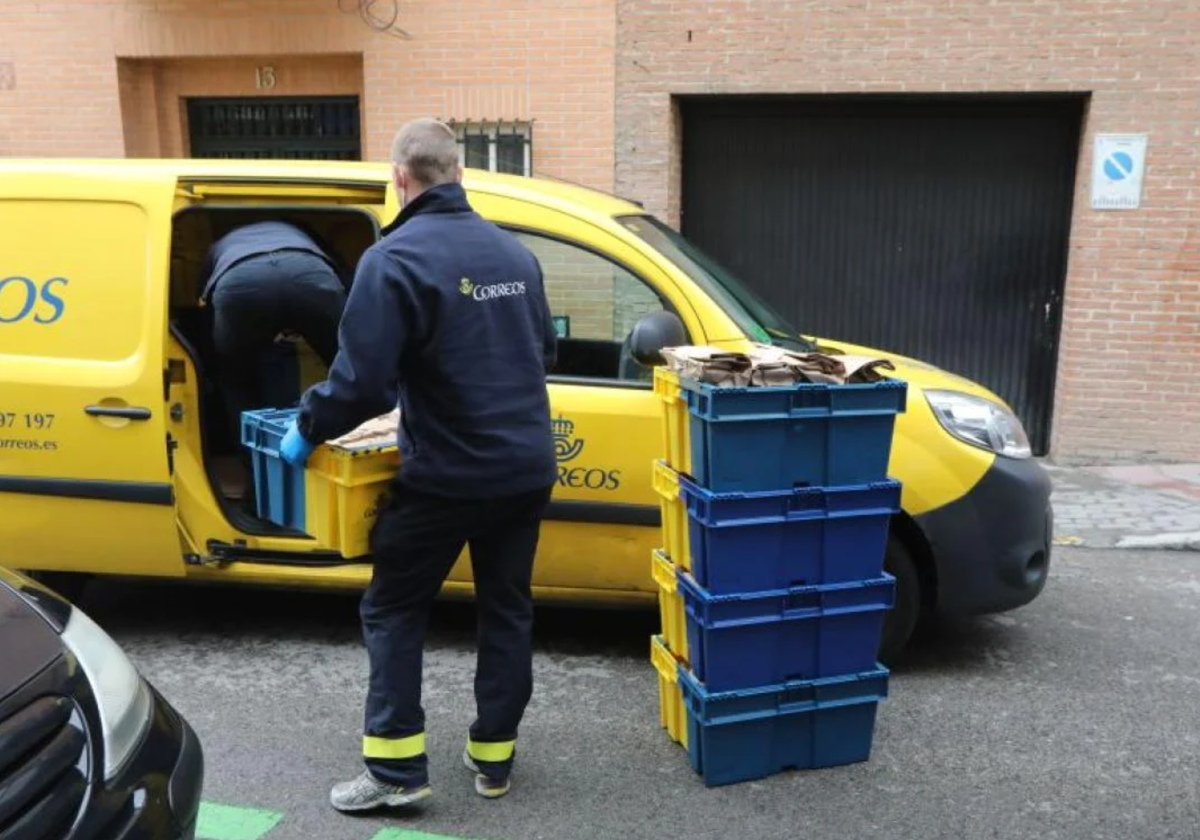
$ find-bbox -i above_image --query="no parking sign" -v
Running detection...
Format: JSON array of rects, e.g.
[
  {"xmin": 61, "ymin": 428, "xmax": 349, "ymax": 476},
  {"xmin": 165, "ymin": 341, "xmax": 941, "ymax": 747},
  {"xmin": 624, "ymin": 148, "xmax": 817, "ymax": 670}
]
[{"xmin": 1091, "ymin": 133, "xmax": 1148, "ymax": 210}]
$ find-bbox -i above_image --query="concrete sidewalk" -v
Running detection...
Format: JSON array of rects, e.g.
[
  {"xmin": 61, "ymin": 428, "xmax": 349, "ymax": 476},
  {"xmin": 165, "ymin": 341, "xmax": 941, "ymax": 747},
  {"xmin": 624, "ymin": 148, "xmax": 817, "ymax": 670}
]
[{"xmin": 1047, "ymin": 462, "xmax": 1200, "ymax": 550}]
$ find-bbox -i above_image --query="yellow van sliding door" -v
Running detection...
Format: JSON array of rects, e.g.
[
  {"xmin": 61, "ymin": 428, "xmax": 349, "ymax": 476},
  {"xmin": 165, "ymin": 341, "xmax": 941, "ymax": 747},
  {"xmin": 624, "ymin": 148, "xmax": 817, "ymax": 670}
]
[{"xmin": 0, "ymin": 167, "xmax": 185, "ymax": 576}]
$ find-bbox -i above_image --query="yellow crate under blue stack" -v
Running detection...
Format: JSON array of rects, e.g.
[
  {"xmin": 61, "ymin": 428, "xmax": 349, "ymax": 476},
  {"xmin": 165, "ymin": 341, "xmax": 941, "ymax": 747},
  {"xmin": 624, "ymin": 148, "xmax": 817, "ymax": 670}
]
[
  {"xmin": 649, "ymin": 370, "xmax": 692, "ymax": 749},
  {"xmin": 650, "ymin": 367, "xmax": 908, "ymax": 786}
]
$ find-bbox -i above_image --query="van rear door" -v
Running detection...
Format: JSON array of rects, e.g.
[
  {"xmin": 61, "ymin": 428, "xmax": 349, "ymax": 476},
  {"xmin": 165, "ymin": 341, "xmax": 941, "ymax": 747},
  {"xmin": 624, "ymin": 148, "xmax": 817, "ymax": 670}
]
[{"xmin": 0, "ymin": 163, "xmax": 185, "ymax": 577}]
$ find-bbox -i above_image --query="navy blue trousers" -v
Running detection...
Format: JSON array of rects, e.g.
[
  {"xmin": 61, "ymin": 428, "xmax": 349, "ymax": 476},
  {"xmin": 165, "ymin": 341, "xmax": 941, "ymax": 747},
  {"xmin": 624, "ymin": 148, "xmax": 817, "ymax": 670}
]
[{"xmin": 360, "ymin": 482, "xmax": 552, "ymax": 787}]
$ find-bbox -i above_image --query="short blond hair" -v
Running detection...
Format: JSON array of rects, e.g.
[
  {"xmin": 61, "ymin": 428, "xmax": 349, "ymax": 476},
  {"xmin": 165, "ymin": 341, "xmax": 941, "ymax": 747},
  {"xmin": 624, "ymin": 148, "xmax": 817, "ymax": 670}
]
[{"xmin": 390, "ymin": 118, "xmax": 459, "ymax": 188}]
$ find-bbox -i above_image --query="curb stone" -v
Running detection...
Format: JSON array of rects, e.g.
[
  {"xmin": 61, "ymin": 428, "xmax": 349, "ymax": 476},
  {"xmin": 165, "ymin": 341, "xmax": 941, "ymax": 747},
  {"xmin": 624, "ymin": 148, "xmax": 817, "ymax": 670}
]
[{"xmin": 1114, "ymin": 532, "xmax": 1200, "ymax": 551}]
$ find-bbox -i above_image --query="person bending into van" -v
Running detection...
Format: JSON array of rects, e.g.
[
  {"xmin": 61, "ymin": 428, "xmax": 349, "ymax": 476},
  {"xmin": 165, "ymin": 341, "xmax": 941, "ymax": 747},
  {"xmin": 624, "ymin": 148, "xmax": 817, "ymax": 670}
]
[
  {"xmin": 277, "ymin": 118, "xmax": 557, "ymax": 810},
  {"xmin": 201, "ymin": 220, "xmax": 348, "ymax": 446}
]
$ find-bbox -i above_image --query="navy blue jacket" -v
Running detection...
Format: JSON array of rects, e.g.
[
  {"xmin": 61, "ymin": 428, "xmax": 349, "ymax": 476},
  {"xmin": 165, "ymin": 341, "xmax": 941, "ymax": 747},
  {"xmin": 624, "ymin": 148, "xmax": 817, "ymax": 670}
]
[
  {"xmin": 201, "ymin": 221, "xmax": 341, "ymax": 301},
  {"xmin": 297, "ymin": 183, "xmax": 557, "ymax": 499}
]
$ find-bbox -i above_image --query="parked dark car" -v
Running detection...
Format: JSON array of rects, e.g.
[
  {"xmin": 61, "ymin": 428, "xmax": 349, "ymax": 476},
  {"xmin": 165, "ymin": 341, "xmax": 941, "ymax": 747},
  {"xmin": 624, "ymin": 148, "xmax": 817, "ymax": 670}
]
[{"xmin": 0, "ymin": 568, "xmax": 203, "ymax": 840}]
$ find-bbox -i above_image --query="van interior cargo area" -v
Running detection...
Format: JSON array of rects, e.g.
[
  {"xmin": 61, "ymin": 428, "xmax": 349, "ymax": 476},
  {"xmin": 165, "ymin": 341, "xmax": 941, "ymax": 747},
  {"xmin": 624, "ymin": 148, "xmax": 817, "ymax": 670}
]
[{"xmin": 168, "ymin": 205, "xmax": 378, "ymax": 516}]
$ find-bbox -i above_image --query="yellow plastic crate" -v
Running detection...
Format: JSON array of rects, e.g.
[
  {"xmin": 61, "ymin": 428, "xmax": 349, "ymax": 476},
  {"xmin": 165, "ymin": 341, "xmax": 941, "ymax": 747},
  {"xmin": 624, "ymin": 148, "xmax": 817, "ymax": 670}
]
[
  {"xmin": 652, "ymin": 460, "xmax": 691, "ymax": 572},
  {"xmin": 652, "ymin": 549, "xmax": 689, "ymax": 662},
  {"xmin": 305, "ymin": 443, "xmax": 401, "ymax": 559},
  {"xmin": 653, "ymin": 367, "xmax": 692, "ymax": 476},
  {"xmin": 650, "ymin": 634, "xmax": 688, "ymax": 748}
]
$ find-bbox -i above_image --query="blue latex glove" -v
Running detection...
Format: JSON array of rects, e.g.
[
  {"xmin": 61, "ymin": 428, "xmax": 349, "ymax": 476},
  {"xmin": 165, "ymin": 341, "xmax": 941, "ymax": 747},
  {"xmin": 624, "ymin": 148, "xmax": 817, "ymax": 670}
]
[{"xmin": 279, "ymin": 421, "xmax": 316, "ymax": 467}]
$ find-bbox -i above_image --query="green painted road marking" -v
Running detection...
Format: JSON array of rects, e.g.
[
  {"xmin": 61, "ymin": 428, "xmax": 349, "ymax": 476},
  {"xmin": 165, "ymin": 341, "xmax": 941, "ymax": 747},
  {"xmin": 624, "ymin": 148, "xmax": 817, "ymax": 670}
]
[
  {"xmin": 369, "ymin": 829, "xmax": 484, "ymax": 840},
  {"xmin": 196, "ymin": 800, "xmax": 485, "ymax": 840},
  {"xmin": 196, "ymin": 802, "xmax": 284, "ymax": 840}
]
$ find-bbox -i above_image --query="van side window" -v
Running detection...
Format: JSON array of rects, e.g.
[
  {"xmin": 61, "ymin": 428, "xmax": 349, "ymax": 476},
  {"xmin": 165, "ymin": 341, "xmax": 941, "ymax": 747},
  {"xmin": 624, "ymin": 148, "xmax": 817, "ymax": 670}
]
[{"xmin": 510, "ymin": 231, "xmax": 669, "ymax": 382}]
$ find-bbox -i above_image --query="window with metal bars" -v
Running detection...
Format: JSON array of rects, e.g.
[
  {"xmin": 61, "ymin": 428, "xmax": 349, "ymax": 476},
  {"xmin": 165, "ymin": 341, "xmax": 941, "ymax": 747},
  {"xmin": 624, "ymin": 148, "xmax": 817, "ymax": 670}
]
[
  {"xmin": 186, "ymin": 96, "xmax": 362, "ymax": 160},
  {"xmin": 453, "ymin": 122, "xmax": 532, "ymax": 176}
]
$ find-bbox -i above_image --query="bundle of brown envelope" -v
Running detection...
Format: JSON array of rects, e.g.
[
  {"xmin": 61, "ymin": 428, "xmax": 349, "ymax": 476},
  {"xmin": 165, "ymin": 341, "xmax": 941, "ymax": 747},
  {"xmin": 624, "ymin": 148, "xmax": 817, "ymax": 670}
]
[
  {"xmin": 328, "ymin": 408, "xmax": 401, "ymax": 450},
  {"xmin": 660, "ymin": 344, "xmax": 894, "ymax": 387}
]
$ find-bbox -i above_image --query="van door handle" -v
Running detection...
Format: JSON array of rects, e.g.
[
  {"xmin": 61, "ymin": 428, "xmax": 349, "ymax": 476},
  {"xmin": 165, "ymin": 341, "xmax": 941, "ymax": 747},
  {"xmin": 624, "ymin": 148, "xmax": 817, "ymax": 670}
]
[{"xmin": 85, "ymin": 405, "xmax": 152, "ymax": 421}]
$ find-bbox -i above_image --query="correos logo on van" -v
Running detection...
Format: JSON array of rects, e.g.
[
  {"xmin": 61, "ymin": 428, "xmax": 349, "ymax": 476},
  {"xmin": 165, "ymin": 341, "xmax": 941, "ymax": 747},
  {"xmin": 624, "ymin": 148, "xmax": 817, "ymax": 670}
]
[
  {"xmin": 552, "ymin": 414, "xmax": 621, "ymax": 491},
  {"xmin": 0, "ymin": 276, "xmax": 68, "ymax": 325}
]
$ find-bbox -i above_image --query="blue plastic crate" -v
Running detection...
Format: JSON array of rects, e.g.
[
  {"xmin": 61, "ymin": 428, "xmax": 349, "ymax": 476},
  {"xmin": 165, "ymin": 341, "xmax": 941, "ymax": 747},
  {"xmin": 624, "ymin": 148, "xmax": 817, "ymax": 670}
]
[
  {"xmin": 679, "ymin": 570, "xmax": 894, "ymax": 692},
  {"xmin": 240, "ymin": 407, "xmax": 306, "ymax": 531},
  {"xmin": 678, "ymin": 664, "xmax": 888, "ymax": 786},
  {"xmin": 680, "ymin": 473, "xmax": 901, "ymax": 594},
  {"xmin": 681, "ymin": 378, "xmax": 907, "ymax": 493}
]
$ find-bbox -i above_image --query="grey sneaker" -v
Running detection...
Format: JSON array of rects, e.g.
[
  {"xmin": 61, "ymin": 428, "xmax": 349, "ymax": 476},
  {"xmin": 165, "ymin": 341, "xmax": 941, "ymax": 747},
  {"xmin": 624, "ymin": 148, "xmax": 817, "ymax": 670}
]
[
  {"xmin": 329, "ymin": 770, "xmax": 431, "ymax": 812},
  {"xmin": 462, "ymin": 749, "xmax": 511, "ymax": 799}
]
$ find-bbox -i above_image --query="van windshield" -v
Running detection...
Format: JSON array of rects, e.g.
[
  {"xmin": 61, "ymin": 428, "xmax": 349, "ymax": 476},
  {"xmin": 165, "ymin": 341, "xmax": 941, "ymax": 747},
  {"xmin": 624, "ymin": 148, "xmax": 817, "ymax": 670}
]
[{"xmin": 617, "ymin": 215, "xmax": 813, "ymax": 351}]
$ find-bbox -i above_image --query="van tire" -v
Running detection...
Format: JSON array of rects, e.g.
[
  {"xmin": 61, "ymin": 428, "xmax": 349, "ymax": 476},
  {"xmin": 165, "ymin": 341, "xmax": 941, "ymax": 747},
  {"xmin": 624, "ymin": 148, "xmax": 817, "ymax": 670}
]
[
  {"xmin": 26, "ymin": 571, "xmax": 93, "ymax": 605},
  {"xmin": 880, "ymin": 536, "xmax": 920, "ymax": 665}
]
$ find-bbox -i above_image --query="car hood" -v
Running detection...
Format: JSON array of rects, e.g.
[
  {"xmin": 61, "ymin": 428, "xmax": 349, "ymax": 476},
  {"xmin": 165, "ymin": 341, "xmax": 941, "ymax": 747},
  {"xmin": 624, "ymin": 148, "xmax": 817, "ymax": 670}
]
[
  {"xmin": 0, "ymin": 576, "xmax": 66, "ymax": 701},
  {"xmin": 811, "ymin": 336, "xmax": 1008, "ymax": 408}
]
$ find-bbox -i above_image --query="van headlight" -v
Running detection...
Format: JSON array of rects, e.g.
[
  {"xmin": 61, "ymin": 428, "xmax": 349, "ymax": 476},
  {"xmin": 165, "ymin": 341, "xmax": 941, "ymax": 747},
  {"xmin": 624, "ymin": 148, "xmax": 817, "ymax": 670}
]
[
  {"xmin": 925, "ymin": 390, "xmax": 1032, "ymax": 459},
  {"xmin": 60, "ymin": 607, "xmax": 153, "ymax": 780}
]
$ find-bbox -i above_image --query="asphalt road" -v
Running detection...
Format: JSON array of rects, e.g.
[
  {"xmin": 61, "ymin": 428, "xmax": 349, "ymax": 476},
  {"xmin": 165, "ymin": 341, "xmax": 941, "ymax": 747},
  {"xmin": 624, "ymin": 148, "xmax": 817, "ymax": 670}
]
[{"xmin": 79, "ymin": 547, "xmax": 1200, "ymax": 840}]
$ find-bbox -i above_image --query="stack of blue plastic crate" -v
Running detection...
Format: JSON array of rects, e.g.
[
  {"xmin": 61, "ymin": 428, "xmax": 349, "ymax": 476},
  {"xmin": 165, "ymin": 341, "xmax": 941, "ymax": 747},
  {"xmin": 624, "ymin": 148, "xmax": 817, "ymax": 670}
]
[{"xmin": 653, "ymin": 368, "xmax": 907, "ymax": 786}]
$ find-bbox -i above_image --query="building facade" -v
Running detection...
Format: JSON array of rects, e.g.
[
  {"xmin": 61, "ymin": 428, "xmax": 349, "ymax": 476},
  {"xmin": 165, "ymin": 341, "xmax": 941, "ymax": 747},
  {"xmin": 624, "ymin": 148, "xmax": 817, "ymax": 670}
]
[
  {"xmin": 1, "ymin": 0, "xmax": 1196, "ymax": 462},
  {"xmin": 615, "ymin": 1, "xmax": 1199, "ymax": 463},
  {"xmin": 0, "ymin": 0, "xmax": 615, "ymax": 188}
]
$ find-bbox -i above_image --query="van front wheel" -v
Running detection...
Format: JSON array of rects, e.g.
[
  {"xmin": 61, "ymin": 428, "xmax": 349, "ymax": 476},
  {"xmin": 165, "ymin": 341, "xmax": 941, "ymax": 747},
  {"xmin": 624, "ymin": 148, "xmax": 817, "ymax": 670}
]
[{"xmin": 880, "ymin": 536, "xmax": 921, "ymax": 665}]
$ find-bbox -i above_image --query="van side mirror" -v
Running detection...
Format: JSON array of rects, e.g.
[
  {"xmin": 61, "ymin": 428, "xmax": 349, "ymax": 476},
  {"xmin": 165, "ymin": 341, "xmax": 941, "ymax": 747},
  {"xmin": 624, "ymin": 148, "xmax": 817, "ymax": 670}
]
[{"xmin": 629, "ymin": 311, "xmax": 687, "ymax": 368}]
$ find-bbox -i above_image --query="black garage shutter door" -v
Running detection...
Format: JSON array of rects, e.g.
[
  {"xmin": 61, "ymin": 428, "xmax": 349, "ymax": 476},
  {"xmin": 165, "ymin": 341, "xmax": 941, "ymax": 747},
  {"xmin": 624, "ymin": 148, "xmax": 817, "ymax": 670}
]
[{"xmin": 680, "ymin": 95, "xmax": 1085, "ymax": 454}]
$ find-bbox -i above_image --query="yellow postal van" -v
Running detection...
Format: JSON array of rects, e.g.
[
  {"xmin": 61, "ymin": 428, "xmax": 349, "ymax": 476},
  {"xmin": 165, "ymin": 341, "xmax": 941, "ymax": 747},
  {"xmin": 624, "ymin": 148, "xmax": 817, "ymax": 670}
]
[{"xmin": 0, "ymin": 159, "xmax": 1052, "ymax": 656}]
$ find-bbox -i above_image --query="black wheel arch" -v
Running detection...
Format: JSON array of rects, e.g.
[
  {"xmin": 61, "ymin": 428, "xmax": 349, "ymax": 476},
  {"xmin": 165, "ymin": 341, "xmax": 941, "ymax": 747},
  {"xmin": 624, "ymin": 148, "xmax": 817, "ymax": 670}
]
[{"xmin": 890, "ymin": 510, "xmax": 938, "ymax": 613}]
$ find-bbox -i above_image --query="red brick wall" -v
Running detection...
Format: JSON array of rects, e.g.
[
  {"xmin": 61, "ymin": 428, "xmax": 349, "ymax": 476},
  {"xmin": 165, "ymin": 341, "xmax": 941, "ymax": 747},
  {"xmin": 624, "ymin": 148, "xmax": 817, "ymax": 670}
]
[
  {"xmin": 117, "ymin": 54, "xmax": 367, "ymax": 158},
  {"xmin": 615, "ymin": 1, "xmax": 1200, "ymax": 463},
  {"xmin": 0, "ymin": 0, "xmax": 615, "ymax": 191}
]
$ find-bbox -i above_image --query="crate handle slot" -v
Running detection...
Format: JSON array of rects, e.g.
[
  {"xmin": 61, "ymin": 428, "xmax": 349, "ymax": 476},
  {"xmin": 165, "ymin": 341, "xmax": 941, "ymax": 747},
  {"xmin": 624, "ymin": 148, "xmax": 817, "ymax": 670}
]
[
  {"xmin": 783, "ymin": 591, "xmax": 822, "ymax": 613},
  {"xmin": 778, "ymin": 684, "xmax": 816, "ymax": 709},
  {"xmin": 787, "ymin": 488, "xmax": 827, "ymax": 514},
  {"xmin": 788, "ymin": 390, "xmax": 832, "ymax": 415}
]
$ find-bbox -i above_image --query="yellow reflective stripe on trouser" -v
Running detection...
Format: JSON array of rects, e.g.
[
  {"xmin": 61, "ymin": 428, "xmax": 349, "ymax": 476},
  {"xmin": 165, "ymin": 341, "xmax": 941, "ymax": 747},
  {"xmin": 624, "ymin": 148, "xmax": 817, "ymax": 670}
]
[
  {"xmin": 466, "ymin": 739, "xmax": 516, "ymax": 763},
  {"xmin": 363, "ymin": 733, "xmax": 426, "ymax": 760}
]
